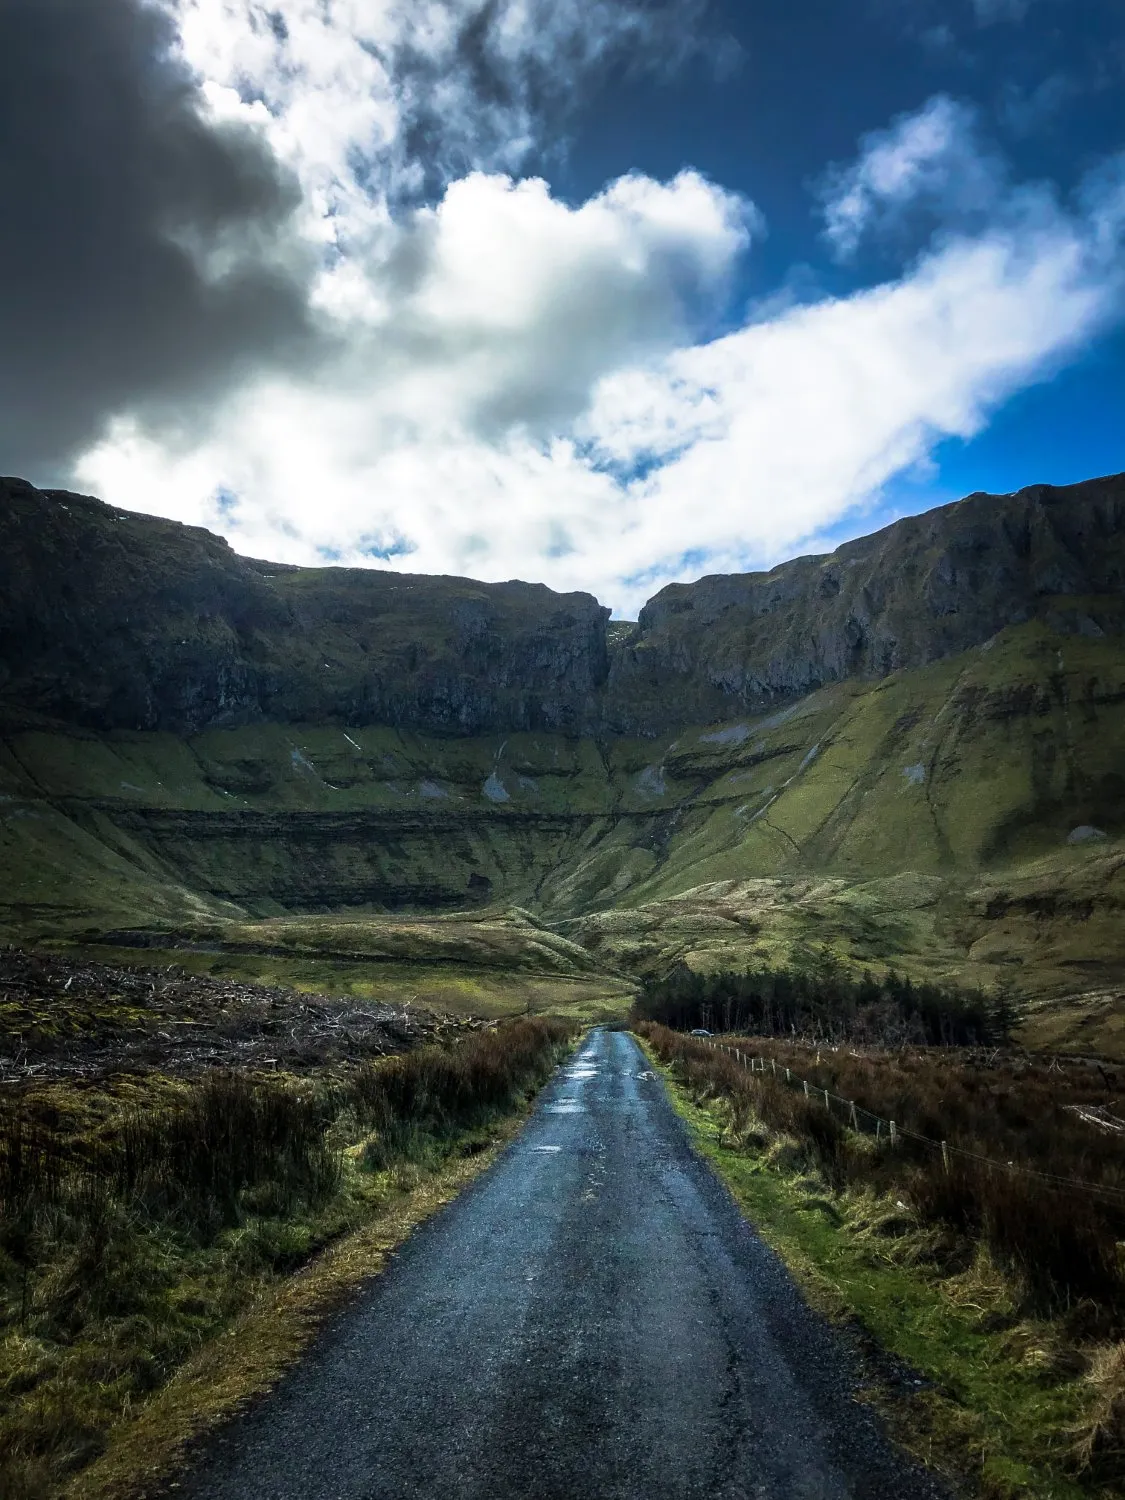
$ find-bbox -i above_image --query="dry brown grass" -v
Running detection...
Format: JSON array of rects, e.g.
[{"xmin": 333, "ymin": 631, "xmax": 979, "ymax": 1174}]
[
  {"xmin": 0, "ymin": 1018, "xmax": 575, "ymax": 1500},
  {"xmin": 63, "ymin": 1125, "xmax": 521, "ymax": 1500},
  {"xmin": 642, "ymin": 1023, "xmax": 1125, "ymax": 1491},
  {"xmin": 1075, "ymin": 1341, "xmax": 1125, "ymax": 1480},
  {"xmin": 638, "ymin": 1024, "xmax": 1125, "ymax": 1318}
]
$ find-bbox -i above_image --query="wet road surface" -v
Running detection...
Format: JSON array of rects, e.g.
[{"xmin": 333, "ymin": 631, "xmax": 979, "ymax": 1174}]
[{"xmin": 178, "ymin": 1029, "xmax": 946, "ymax": 1499}]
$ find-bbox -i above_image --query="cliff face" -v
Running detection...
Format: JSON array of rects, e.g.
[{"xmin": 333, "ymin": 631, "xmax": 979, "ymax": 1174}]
[
  {"xmin": 0, "ymin": 478, "xmax": 610, "ymax": 735},
  {"xmin": 2, "ymin": 471, "xmax": 1124, "ymax": 736},
  {"xmin": 608, "ymin": 473, "xmax": 1125, "ymax": 731}
]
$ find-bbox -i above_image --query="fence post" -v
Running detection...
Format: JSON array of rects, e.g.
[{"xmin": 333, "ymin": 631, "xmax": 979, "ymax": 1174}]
[
  {"xmin": 824, "ymin": 1088, "xmax": 830, "ymax": 1110},
  {"xmin": 771, "ymin": 1059, "xmax": 777, "ymax": 1077},
  {"xmin": 850, "ymin": 1102, "xmax": 858, "ymax": 1130},
  {"xmin": 890, "ymin": 1119, "xmax": 897, "ymax": 1147},
  {"xmin": 803, "ymin": 1080, "xmax": 809, "ymax": 1099},
  {"xmin": 941, "ymin": 1140, "xmax": 950, "ymax": 1174},
  {"xmin": 876, "ymin": 1119, "xmax": 882, "ymax": 1142},
  {"xmin": 785, "ymin": 1066, "xmax": 790, "ymax": 1083}
]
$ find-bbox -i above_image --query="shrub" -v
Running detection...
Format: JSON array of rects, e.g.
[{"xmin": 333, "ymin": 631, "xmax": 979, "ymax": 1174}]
[
  {"xmin": 638, "ymin": 1023, "xmax": 1125, "ymax": 1320},
  {"xmin": 115, "ymin": 1073, "xmax": 339, "ymax": 1230},
  {"xmin": 349, "ymin": 1017, "xmax": 572, "ymax": 1145},
  {"xmin": 0, "ymin": 1016, "xmax": 575, "ymax": 1498}
]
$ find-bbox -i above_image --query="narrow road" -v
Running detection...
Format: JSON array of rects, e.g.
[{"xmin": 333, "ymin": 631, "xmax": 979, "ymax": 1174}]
[{"xmin": 179, "ymin": 1030, "xmax": 946, "ymax": 1500}]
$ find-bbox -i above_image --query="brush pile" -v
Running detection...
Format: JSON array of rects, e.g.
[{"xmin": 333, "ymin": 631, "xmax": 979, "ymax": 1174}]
[{"xmin": 0, "ymin": 947, "xmax": 483, "ymax": 1079}]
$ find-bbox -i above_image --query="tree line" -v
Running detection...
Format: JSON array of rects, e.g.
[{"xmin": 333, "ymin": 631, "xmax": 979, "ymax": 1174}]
[{"xmin": 633, "ymin": 960, "xmax": 1020, "ymax": 1047}]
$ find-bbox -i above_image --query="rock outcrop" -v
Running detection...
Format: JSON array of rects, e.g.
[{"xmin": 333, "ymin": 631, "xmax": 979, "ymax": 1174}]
[
  {"xmin": 0, "ymin": 478, "xmax": 609, "ymax": 735},
  {"xmin": 2, "ymin": 471, "xmax": 1124, "ymax": 736},
  {"xmin": 608, "ymin": 473, "xmax": 1125, "ymax": 731}
]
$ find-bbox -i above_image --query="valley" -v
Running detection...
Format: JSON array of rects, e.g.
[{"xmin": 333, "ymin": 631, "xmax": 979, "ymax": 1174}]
[
  {"xmin": 2, "ymin": 470, "xmax": 1125, "ymax": 1498},
  {"xmin": 3, "ymin": 582, "xmax": 1123, "ymax": 1050}
]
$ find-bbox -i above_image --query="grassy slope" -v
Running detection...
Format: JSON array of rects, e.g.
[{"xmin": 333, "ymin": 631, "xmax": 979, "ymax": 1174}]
[
  {"xmin": 2, "ymin": 621, "xmax": 1123, "ymax": 1036},
  {"xmin": 571, "ymin": 624, "xmax": 1125, "ymax": 1046},
  {"xmin": 67, "ymin": 909, "xmax": 636, "ymax": 1024}
]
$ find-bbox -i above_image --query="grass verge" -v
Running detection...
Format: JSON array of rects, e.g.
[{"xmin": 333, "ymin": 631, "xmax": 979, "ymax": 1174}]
[
  {"xmin": 64, "ymin": 1123, "xmax": 520, "ymax": 1500},
  {"xmin": 639, "ymin": 1034, "xmax": 1121, "ymax": 1500},
  {"xmin": 1, "ymin": 1019, "xmax": 575, "ymax": 1500}
]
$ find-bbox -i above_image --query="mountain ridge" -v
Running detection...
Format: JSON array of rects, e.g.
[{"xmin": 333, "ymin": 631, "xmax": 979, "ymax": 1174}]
[
  {"xmin": 608, "ymin": 472, "xmax": 1125, "ymax": 730},
  {"xmin": 2, "ymin": 470, "xmax": 1124, "ymax": 740},
  {"xmin": 3, "ymin": 472, "xmax": 1125, "ymax": 1048}
]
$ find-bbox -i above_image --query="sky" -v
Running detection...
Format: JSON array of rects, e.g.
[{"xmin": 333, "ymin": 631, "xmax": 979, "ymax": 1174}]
[{"xmin": 2, "ymin": 0, "xmax": 1123, "ymax": 616}]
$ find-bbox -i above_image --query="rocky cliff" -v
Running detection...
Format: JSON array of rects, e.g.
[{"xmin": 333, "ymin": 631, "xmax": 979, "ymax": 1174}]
[
  {"xmin": 608, "ymin": 473, "xmax": 1125, "ymax": 731},
  {"xmin": 0, "ymin": 478, "xmax": 609, "ymax": 735},
  {"xmin": 2, "ymin": 471, "xmax": 1124, "ymax": 736}
]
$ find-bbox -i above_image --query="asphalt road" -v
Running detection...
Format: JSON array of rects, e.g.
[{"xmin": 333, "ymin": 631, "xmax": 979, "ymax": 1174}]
[{"xmin": 178, "ymin": 1029, "xmax": 947, "ymax": 1500}]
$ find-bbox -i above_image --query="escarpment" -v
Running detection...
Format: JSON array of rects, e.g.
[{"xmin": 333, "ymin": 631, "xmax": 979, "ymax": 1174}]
[
  {"xmin": 606, "ymin": 473, "xmax": 1125, "ymax": 731},
  {"xmin": 0, "ymin": 478, "xmax": 610, "ymax": 736},
  {"xmin": 3, "ymin": 471, "xmax": 1125, "ymax": 1022},
  {"xmin": 2, "ymin": 470, "xmax": 1124, "ymax": 737}
]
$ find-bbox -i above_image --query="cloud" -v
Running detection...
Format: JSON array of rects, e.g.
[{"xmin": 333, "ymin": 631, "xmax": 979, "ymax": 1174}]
[
  {"xmin": 998, "ymin": 74, "xmax": 1078, "ymax": 136},
  {"xmin": 0, "ymin": 0, "xmax": 714, "ymax": 480},
  {"xmin": 970, "ymin": 0, "xmax": 1031, "ymax": 22},
  {"xmin": 172, "ymin": 0, "xmax": 721, "ymax": 245},
  {"xmin": 370, "ymin": 169, "xmax": 753, "ymax": 438},
  {"xmin": 79, "ymin": 142, "xmax": 1125, "ymax": 615},
  {"xmin": 581, "ymin": 199, "xmax": 1122, "ymax": 587},
  {"xmin": 818, "ymin": 95, "xmax": 1004, "ymax": 260},
  {"xmin": 23, "ymin": 12, "xmax": 1125, "ymax": 619},
  {"xmin": 0, "ymin": 0, "xmax": 319, "ymax": 479},
  {"xmin": 77, "ymin": 163, "xmax": 756, "ymax": 586}
]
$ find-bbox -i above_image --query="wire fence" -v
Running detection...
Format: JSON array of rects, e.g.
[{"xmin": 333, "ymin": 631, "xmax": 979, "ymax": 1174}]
[{"xmin": 693, "ymin": 1035, "xmax": 1125, "ymax": 1207}]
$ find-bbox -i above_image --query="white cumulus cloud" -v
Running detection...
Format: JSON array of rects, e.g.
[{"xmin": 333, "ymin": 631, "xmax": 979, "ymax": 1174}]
[{"xmin": 74, "ymin": 40, "xmax": 1125, "ymax": 616}]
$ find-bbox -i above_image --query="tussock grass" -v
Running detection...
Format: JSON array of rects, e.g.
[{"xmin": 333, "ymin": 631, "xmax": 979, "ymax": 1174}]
[
  {"xmin": 348, "ymin": 1016, "xmax": 570, "ymax": 1156},
  {"xmin": 0, "ymin": 1018, "xmax": 574, "ymax": 1499},
  {"xmin": 641, "ymin": 1023, "xmax": 1125, "ymax": 1492},
  {"xmin": 1077, "ymin": 1342, "xmax": 1125, "ymax": 1476},
  {"xmin": 639, "ymin": 1025, "xmax": 1125, "ymax": 1315}
]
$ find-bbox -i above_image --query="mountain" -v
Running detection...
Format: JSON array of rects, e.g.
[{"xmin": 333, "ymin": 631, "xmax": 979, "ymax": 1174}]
[
  {"xmin": 0, "ymin": 477, "xmax": 609, "ymax": 736},
  {"xmin": 2, "ymin": 471, "xmax": 1124, "ymax": 1052},
  {"xmin": 3, "ymin": 471, "xmax": 1123, "ymax": 736},
  {"xmin": 609, "ymin": 473, "xmax": 1125, "ymax": 731}
]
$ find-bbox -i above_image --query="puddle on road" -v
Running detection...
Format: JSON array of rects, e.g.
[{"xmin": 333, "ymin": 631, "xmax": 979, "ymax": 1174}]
[
  {"xmin": 564, "ymin": 1067, "xmax": 598, "ymax": 1079},
  {"xmin": 530, "ymin": 1145, "xmax": 562, "ymax": 1153},
  {"xmin": 545, "ymin": 1100, "xmax": 585, "ymax": 1114}
]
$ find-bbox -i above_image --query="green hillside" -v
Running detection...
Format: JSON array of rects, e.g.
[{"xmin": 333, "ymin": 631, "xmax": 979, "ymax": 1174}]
[{"xmin": 2, "ymin": 617, "xmax": 1123, "ymax": 1046}]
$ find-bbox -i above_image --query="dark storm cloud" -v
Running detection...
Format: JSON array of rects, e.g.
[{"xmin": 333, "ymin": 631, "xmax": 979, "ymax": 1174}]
[{"xmin": 0, "ymin": 0, "xmax": 319, "ymax": 481}]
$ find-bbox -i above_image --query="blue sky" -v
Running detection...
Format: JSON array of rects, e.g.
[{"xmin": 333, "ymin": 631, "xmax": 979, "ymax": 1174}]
[
  {"xmin": 558, "ymin": 0, "xmax": 1125, "ymax": 543},
  {"xmin": 12, "ymin": 0, "xmax": 1122, "ymax": 613}
]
